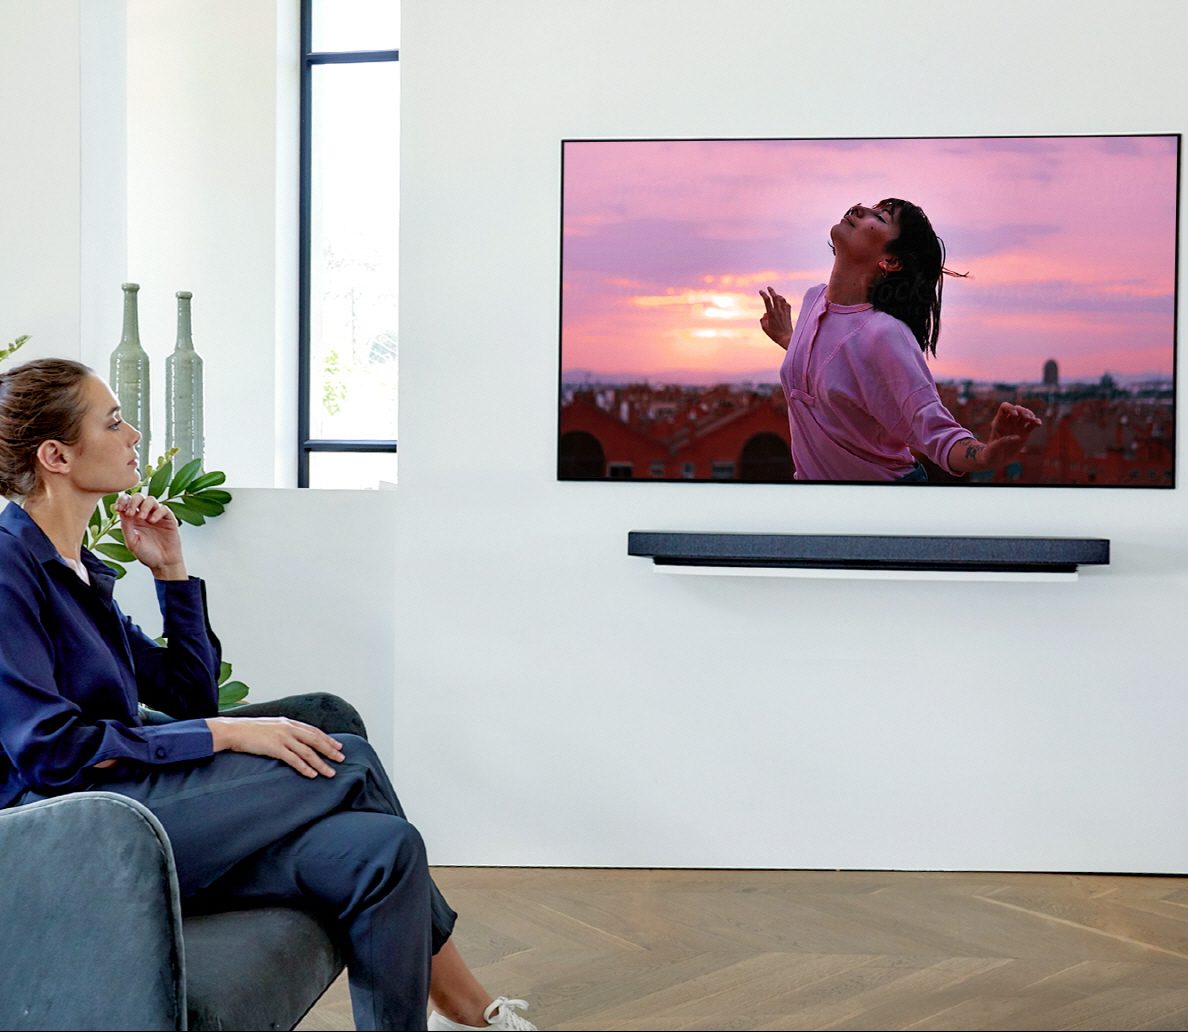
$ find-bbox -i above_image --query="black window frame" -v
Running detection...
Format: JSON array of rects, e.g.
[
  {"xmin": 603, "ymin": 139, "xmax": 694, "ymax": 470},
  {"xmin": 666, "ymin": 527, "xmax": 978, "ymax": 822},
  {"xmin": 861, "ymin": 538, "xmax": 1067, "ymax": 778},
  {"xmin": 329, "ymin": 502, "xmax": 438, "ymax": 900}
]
[{"xmin": 298, "ymin": 1, "xmax": 399, "ymax": 487}]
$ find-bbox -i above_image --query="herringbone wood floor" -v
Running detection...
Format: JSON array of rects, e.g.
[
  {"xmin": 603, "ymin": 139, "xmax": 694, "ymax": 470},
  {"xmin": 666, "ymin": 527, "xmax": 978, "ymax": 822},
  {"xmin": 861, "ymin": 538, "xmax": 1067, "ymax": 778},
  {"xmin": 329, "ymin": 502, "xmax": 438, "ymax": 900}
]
[{"xmin": 295, "ymin": 867, "xmax": 1188, "ymax": 1031}]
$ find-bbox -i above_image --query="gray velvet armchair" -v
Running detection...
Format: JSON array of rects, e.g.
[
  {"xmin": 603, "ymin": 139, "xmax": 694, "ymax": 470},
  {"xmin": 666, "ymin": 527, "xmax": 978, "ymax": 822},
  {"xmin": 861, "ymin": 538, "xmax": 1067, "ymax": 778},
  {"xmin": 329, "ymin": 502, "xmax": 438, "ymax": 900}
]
[{"xmin": 0, "ymin": 692, "xmax": 368, "ymax": 1031}]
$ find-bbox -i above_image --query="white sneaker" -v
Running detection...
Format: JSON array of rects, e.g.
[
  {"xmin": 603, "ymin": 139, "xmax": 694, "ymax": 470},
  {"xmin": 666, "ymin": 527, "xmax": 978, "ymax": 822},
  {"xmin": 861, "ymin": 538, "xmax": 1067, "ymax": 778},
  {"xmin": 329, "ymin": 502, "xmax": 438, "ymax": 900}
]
[{"xmin": 427, "ymin": 996, "xmax": 537, "ymax": 1031}]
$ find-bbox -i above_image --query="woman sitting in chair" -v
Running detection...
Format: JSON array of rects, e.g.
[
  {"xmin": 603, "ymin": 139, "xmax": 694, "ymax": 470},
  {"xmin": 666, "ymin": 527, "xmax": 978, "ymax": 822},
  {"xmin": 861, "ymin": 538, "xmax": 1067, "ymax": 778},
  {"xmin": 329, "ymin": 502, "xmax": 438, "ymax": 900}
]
[{"xmin": 0, "ymin": 358, "xmax": 535, "ymax": 1032}]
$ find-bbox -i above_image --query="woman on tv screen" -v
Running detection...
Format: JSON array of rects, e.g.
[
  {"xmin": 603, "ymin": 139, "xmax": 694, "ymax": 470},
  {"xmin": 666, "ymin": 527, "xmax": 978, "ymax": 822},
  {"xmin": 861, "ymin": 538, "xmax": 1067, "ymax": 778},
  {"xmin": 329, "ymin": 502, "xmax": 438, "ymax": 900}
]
[{"xmin": 760, "ymin": 198, "xmax": 1042, "ymax": 482}]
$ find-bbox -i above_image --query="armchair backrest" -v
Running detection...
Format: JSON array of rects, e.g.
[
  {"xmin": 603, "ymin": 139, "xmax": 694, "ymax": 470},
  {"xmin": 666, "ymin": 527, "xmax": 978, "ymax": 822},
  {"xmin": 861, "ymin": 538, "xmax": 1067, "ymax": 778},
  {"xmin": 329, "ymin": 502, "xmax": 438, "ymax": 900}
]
[{"xmin": 0, "ymin": 792, "xmax": 187, "ymax": 1030}]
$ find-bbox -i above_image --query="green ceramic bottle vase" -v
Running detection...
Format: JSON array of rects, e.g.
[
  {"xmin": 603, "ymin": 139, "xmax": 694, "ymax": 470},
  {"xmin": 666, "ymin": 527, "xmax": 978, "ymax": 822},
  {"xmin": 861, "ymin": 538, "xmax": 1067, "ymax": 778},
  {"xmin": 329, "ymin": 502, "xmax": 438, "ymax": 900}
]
[
  {"xmin": 166, "ymin": 291, "xmax": 204, "ymax": 469},
  {"xmin": 109, "ymin": 282, "xmax": 151, "ymax": 472}
]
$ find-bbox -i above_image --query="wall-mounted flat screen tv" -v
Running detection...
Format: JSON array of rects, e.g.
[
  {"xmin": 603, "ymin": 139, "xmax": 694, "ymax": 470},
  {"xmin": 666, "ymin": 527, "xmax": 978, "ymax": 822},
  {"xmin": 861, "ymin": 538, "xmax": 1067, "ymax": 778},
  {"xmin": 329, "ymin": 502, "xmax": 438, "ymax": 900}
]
[{"xmin": 558, "ymin": 135, "xmax": 1179, "ymax": 486}]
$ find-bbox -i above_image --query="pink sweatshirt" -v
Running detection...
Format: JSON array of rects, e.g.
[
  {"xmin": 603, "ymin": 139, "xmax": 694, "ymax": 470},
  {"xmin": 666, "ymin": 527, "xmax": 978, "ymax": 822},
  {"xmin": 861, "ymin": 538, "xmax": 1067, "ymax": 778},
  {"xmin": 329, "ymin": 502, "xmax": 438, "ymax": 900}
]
[{"xmin": 779, "ymin": 285, "xmax": 972, "ymax": 481}]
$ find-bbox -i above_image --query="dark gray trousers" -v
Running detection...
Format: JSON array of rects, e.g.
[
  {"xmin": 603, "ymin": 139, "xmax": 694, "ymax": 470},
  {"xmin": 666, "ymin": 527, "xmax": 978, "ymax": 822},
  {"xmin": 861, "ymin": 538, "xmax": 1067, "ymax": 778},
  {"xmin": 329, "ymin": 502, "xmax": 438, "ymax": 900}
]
[{"xmin": 37, "ymin": 734, "xmax": 456, "ymax": 1032}]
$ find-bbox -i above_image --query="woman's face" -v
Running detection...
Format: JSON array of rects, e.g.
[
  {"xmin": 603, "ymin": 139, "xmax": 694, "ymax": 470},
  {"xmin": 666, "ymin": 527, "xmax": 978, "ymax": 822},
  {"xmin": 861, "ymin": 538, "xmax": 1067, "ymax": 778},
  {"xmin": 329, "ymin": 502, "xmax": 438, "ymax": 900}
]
[
  {"xmin": 62, "ymin": 375, "xmax": 143, "ymax": 494},
  {"xmin": 831, "ymin": 202, "xmax": 902, "ymax": 267}
]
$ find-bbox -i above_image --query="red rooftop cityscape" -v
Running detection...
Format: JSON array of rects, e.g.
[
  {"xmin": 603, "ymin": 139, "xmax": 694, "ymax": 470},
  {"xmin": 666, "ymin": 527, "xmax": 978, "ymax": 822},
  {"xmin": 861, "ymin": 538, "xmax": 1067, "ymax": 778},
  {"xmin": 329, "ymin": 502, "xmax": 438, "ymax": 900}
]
[{"xmin": 558, "ymin": 363, "xmax": 1174, "ymax": 487}]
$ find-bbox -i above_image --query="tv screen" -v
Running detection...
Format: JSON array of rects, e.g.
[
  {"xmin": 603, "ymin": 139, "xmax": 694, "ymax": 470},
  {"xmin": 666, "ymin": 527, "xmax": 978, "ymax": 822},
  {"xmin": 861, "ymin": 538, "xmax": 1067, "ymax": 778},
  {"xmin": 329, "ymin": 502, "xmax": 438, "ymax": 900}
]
[{"xmin": 558, "ymin": 135, "xmax": 1179, "ymax": 486}]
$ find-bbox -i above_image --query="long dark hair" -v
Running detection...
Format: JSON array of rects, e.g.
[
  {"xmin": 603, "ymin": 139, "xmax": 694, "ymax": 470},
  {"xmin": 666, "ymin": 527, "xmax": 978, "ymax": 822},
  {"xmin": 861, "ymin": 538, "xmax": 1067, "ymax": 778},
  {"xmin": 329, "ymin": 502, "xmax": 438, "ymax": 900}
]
[
  {"xmin": 0, "ymin": 358, "xmax": 93, "ymax": 499},
  {"xmin": 867, "ymin": 198, "xmax": 966, "ymax": 357}
]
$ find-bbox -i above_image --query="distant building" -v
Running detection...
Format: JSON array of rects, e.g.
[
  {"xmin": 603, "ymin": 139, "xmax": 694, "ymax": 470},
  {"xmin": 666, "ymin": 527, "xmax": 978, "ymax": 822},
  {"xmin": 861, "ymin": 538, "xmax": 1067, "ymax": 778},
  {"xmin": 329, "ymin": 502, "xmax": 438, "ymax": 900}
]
[{"xmin": 1043, "ymin": 359, "xmax": 1059, "ymax": 386}]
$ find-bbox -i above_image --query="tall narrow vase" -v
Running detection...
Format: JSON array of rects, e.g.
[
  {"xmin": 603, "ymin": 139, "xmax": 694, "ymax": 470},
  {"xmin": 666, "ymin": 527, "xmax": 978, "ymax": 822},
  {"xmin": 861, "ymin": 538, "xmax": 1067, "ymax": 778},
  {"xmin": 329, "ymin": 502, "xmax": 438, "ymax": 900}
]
[
  {"xmin": 166, "ymin": 291, "xmax": 204, "ymax": 470},
  {"xmin": 110, "ymin": 282, "xmax": 151, "ymax": 472}
]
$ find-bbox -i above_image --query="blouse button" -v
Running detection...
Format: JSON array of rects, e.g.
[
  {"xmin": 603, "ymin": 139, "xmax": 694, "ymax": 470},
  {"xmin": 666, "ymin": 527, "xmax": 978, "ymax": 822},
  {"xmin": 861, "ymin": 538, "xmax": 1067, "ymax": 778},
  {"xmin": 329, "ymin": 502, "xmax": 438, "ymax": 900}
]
[{"xmin": 155, "ymin": 746, "xmax": 167, "ymax": 758}]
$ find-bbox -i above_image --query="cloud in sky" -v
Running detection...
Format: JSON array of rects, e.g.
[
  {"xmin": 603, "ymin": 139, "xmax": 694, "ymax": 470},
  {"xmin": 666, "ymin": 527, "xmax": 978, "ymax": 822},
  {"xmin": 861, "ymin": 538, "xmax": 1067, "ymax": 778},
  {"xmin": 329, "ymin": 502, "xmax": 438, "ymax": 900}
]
[{"xmin": 560, "ymin": 135, "xmax": 1178, "ymax": 383}]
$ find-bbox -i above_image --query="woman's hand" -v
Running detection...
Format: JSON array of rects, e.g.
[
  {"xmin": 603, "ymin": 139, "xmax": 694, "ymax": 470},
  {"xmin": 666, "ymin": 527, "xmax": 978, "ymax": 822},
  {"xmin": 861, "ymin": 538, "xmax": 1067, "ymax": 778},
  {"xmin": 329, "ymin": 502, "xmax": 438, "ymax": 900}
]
[
  {"xmin": 948, "ymin": 404, "xmax": 1043, "ymax": 473},
  {"xmin": 116, "ymin": 492, "xmax": 188, "ymax": 580},
  {"xmin": 988, "ymin": 402, "xmax": 1043, "ymax": 447},
  {"xmin": 205, "ymin": 716, "xmax": 346, "ymax": 778},
  {"xmin": 759, "ymin": 287, "xmax": 793, "ymax": 349}
]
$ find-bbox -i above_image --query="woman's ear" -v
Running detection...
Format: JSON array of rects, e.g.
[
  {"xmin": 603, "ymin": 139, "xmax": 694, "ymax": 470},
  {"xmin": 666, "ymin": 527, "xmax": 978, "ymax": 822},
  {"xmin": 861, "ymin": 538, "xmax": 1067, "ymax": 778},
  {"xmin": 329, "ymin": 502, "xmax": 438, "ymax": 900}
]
[
  {"xmin": 35, "ymin": 440, "xmax": 72, "ymax": 478},
  {"xmin": 879, "ymin": 255, "xmax": 903, "ymax": 274}
]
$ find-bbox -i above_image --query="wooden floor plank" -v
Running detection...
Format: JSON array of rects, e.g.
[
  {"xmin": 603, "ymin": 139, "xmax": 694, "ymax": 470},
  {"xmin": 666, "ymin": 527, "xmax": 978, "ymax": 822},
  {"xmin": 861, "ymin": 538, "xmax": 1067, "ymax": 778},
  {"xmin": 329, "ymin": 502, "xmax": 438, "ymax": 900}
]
[{"xmin": 296, "ymin": 868, "xmax": 1188, "ymax": 1032}]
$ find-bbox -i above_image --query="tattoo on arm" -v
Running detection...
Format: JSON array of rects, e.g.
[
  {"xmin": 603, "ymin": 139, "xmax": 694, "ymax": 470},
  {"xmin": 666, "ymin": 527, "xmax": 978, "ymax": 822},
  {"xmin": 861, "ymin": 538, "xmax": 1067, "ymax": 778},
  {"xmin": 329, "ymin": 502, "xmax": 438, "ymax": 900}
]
[{"xmin": 950, "ymin": 436, "xmax": 985, "ymax": 472}]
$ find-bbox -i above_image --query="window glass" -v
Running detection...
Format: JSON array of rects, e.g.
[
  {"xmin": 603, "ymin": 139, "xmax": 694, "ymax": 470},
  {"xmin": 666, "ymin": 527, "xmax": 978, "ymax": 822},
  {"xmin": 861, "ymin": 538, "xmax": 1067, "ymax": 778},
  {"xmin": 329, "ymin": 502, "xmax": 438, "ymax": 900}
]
[
  {"xmin": 308, "ymin": 61, "xmax": 399, "ymax": 443},
  {"xmin": 311, "ymin": 0, "xmax": 399, "ymax": 52}
]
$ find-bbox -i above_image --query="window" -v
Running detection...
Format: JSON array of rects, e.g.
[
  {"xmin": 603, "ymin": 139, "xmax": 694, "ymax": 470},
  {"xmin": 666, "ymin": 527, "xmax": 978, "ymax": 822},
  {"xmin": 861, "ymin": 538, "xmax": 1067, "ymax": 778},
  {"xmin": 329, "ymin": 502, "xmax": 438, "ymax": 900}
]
[{"xmin": 299, "ymin": 1, "xmax": 400, "ymax": 487}]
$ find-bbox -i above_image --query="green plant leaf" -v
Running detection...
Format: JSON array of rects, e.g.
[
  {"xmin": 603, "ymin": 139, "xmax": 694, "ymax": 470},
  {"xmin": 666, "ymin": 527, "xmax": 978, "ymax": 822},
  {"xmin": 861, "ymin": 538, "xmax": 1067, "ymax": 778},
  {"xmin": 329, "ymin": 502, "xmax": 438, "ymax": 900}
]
[
  {"xmin": 218, "ymin": 661, "xmax": 233, "ymax": 684},
  {"xmin": 0, "ymin": 335, "xmax": 29, "ymax": 362},
  {"xmin": 148, "ymin": 460, "xmax": 173, "ymax": 498},
  {"xmin": 163, "ymin": 499, "xmax": 206, "ymax": 526},
  {"xmin": 88, "ymin": 506, "xmax": 103, "ymax": 532},
  {"xmin": 170, "ymin": 457, "xmax": 203, "ymax": 495},
  {"xmin": 102, "ymin": 493, "xmax": 118, "ymax": 516},
  {"xmin": 110, "ymin": 529, "xmax": 126, "ymax": 545},
  {"xmin": 182, "ymin": 494, "xmax": 225, "ymax": 517},
  {"xmin": 95, "ymin": 542, "xmax": 137, "ymax": 562},
  {"xmin": 187, "ymin": 470, "xmax": 226, "ymax": 492},
  {"xmin": 218, "ymin": 680, "xmax": 250, "ymax": 708},
  {"xmin": 102, "ymin": 559, "xmax": 127, "ymax": 579},
  {"xmin": 197, "ymin": 488, "xmax": 232, "ymax": 505}
]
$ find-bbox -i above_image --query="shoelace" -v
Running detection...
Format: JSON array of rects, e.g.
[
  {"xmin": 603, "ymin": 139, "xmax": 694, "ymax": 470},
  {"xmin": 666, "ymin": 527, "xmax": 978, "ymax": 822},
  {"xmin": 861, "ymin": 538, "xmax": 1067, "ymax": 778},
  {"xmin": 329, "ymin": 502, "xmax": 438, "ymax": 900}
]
[{"xmin": 484, "ymin": 996, "xmax": 534, "ymax": 1030}]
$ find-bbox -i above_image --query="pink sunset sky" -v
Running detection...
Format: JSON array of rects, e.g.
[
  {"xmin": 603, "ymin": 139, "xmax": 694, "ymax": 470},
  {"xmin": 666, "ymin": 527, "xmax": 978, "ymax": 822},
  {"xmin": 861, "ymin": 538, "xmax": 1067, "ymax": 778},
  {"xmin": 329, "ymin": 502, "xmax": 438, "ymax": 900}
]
[{"xmin": 560, "ymin": 136, "xmax": 1179, "ymax": 385}]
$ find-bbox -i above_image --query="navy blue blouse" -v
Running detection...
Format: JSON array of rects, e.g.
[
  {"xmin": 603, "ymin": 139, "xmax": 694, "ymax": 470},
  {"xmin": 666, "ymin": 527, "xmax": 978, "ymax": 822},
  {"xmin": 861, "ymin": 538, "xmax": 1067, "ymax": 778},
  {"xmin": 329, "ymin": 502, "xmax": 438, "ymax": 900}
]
[{"xmin": 0, "ymin": 503, "xmax": 221, "ymax": 807}]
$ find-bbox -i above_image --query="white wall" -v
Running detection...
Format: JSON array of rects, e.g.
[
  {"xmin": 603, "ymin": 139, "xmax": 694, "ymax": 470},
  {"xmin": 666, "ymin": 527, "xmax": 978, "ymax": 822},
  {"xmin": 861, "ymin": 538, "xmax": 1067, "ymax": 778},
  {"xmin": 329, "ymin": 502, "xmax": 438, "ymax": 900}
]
[
  {"xmin": 6, "ymin": 0, "xmax": 1188, "ymax": 873},
  {"xmin": 79, "ymin": 0, "xmax": 128, "ymax": 372},
  {"xmin": 393, "ymin": 0, "xmax": 1188, "ymax": 870},
  {"xmin": 113, "ymin": 488, "xmax": 400, "ymax": 766},
  {"xmin": 0, "ymin": 0, "xmax": 126, "ymax": 370},
  {"xmin": 1, "ymin": 0, "xmax": 82, "ymax": 363}
]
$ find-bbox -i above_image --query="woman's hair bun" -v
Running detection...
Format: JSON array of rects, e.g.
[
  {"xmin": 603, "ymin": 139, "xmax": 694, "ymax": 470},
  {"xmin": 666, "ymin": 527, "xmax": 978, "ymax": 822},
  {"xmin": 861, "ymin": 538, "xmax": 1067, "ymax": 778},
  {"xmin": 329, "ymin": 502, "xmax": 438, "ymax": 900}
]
[{"xmin": 0, "ymin": 358, "xmax": 93, "ymax": 500}]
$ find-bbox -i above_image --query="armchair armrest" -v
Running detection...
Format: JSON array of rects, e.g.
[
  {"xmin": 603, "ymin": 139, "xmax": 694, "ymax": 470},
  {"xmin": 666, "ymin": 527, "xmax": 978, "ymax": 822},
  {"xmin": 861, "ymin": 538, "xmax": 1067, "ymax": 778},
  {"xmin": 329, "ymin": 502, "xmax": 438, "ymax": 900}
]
[
  {"xmin": 222, "ymin": 691, "xmax": 368, "ymax": 739},
  {"xmin": 143, "ymin": 691, "xmax": 368, "ymax": 740},
  {"xmin": 0, "ymin": 792, "xmax": 186, "ymax": 1031}
]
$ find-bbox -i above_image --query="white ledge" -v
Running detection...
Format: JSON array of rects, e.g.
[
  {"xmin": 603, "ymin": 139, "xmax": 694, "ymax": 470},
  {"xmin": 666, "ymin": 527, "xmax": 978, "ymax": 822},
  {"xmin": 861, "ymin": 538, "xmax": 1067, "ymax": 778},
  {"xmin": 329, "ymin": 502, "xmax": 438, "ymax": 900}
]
[{"xmin": 651, "ymin": 564, "xmax": 1078, "ymax": 583}]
